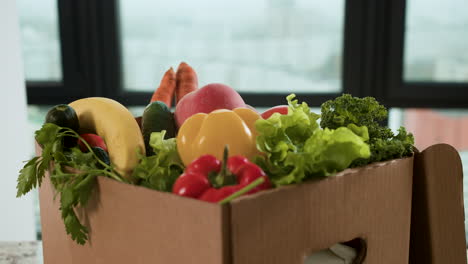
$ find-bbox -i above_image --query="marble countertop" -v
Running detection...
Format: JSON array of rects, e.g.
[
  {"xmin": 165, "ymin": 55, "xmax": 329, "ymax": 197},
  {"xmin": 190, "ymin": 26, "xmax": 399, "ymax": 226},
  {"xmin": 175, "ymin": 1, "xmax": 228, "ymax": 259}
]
[
  {"xmin": 1, "ymin": 241, "xmax": 357, "ymax": 264},
  {"xmin": 1, "ymin": 241, "xmax": 467, "ymax": 263},
  {"xmin": 0, "ymin": 242, "xmax": 42, "ymax": 264}
]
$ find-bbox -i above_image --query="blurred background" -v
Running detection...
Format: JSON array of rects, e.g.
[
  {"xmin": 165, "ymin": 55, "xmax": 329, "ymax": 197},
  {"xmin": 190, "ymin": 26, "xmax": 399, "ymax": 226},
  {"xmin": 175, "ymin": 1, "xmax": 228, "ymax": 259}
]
[{"xmin": 2, "ymin": 0, "xmax": 468, "ymax": 252}]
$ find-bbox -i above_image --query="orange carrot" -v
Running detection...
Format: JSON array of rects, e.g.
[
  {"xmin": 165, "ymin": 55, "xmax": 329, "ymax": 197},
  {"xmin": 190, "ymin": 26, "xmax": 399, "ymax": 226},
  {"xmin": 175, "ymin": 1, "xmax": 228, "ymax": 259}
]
[
  {"xmin": 151, "ymin": 67, "xmax": 176, "ymax": 107},
  {"xmin": 175, "ymin": 62, "xmax": 198, "ymax": 104}
]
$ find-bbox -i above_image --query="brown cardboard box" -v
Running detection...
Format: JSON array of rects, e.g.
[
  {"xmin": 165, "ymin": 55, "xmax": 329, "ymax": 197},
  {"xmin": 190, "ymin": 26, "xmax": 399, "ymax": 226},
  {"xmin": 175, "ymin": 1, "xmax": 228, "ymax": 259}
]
[{"xmin": 38, "ymin": 144, "xmax": 465, "ymax": 263}]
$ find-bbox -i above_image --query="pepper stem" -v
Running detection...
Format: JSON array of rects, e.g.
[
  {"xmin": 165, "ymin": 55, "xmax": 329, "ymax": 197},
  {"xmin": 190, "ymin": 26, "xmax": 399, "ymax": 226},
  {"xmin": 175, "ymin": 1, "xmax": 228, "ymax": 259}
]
[
  {"xmin": 220, "ymin": 145, "xmax": 229, "ymax": 182},
  {"xmin": 218, "ymin": 177, "xmax": 265, "ymax": 205},
  {"xmin": 214, "ymin": 145, "xmax": 235, "ymax": 187}
]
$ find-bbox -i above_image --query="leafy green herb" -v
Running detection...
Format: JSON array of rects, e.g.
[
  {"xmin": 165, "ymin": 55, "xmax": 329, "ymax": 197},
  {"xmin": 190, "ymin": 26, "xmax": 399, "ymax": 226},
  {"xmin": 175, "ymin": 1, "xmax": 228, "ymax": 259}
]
[
  {"xmin": 132, "ymin": 131, "xmax": 184, "ymax": 192},
  {"xmin": 255, "ymin": 94, "xmax": 370, "ymax": 186},
  {"xmin": 16, "ymin": 123, "xmax": 125, "ymax": 245},
  {"xmin": 320, "ymin": 94, "xmax": 414, "ymax": 166}
]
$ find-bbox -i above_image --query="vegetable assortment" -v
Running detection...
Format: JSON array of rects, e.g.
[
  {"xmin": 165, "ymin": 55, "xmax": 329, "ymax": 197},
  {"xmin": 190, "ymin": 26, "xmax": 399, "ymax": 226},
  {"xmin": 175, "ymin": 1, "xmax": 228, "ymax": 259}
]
[
  {"xmin": 69, "ymin": 97, "xmax": 145, "ymax": 180},
  {"xmin": 16, "ymin": 62, "xmax": 414, "ymax": 245}
]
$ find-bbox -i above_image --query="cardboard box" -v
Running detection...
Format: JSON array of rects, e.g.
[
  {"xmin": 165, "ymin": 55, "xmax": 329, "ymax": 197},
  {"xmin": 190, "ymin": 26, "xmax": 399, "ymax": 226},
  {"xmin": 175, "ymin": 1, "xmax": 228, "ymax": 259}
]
[
  {"xmin": 38, "ymin": 144, "xmax": 466, "ymax": 263},
  {"xmin": 410, "ymin": 144, "xmax": 467, "ymax": 263}
]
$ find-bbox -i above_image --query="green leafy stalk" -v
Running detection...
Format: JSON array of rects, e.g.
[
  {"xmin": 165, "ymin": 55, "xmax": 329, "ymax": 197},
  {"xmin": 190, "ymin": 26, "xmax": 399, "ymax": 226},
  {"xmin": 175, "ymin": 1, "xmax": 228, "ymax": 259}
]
[
  {"xmin": 218, "ymin": 177, "xmax": 265, "ymax": 205},
  {"xmin": 16, "ymin": 123, "xmax": 126, "ymax": 245}
]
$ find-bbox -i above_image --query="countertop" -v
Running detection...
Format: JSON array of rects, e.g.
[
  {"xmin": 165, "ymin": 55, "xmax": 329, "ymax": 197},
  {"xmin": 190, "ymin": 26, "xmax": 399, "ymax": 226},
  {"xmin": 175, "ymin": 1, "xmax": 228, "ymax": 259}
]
[
  {"xmin": 1, "ymin": 241, "xmax": 357, "ymax": 263},
  {"xmin": 0, "ymin": 242, "xmax": 42, "ymax": 264},
  {"xmin": 2, "ymin": 241, "xmax": 467, "ymax": 263}
]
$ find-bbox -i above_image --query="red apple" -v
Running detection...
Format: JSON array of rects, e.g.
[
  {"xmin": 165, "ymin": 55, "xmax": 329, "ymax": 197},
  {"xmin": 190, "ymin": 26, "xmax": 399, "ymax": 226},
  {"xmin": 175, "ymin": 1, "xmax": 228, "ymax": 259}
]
[
  {"xmin": 174, "ymin": 83, "xmax": 246, "ymax": 127},
  {"xmin": 261, "ymin": 105, "xmax": 289, "ymax": 119}
]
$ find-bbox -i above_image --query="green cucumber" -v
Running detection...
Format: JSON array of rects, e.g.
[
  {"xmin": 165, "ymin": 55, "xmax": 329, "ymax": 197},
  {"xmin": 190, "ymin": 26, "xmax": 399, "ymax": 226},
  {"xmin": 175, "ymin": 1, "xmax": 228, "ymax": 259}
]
[{"xmin": 141, "ymin": 101, "xmax": 176, "ymax": 156}]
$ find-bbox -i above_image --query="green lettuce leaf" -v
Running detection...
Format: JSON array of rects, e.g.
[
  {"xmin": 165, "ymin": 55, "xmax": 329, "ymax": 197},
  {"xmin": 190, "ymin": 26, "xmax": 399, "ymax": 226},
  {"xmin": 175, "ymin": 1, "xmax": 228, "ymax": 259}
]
[
  {"xmin": 303, "ymin": 127, "xmax": 370, "ymax": 176},
  {"xmin": 255, "ymin": 94, "xmax": 320, "ymax": 165},
  {"xmin": 132, "ymin": 131, "xmax": 184, "ymax": 192},
  {"xmin": 255, "ymin": 94, "xmax": 370, "ymax": 186}
]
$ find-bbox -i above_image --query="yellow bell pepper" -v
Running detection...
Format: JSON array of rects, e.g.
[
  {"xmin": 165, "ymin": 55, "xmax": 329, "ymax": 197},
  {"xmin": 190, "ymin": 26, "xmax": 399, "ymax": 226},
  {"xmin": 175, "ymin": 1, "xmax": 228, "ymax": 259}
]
[{"xmin": 177, "ymin": 108, "xmax": 261, "ymax": 166}]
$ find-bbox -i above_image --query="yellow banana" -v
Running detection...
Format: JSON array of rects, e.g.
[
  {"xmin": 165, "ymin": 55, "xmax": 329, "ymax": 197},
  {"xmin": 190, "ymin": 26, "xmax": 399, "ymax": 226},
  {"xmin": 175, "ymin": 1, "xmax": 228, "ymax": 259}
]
[{"xmin": 69, "ymin": 97, "xmax": 145, "ymax": 181}]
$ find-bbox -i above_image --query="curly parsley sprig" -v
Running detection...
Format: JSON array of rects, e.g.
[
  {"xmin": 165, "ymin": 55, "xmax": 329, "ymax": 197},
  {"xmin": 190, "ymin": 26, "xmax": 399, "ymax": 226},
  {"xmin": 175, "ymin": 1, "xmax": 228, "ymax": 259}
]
[{"xmin": 16, "ymin": 123, "xmax": 127, "ymax": 245}]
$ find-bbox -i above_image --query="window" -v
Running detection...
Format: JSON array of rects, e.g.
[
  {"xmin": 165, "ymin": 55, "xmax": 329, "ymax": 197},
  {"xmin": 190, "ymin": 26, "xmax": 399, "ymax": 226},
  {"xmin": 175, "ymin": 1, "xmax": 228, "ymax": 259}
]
[
  {"xmin": 384, "ymin": 0, "xmax": 468, "ymax": 108},
  {"xmin": 19, "ymin": 0, "xmax": 98, "ymax": 105},
  {"xmin": 404, "ymin": 0, "xmax": 468, "ymax": 82},
  {"xmin": 120, "ymin": 0, "xmax": 345, "ymax": 94},
  {"xmin": 17, "ymin": 0, "xmax": 62, "ymax": 81},
  {"xmin": 19, "ymin": 0, "xmax": 468, "ymax": 107}
]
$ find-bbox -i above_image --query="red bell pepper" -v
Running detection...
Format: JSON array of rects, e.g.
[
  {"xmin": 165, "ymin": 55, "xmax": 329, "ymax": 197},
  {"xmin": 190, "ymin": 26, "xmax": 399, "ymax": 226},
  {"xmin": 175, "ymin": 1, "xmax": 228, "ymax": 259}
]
[
  {"xmin": 78, "ymin": 133, "xmax": 107, "ymax": 152},
  {"xmin": 172, "ymin": 147, "xmax": 271, "ymax": 203}
]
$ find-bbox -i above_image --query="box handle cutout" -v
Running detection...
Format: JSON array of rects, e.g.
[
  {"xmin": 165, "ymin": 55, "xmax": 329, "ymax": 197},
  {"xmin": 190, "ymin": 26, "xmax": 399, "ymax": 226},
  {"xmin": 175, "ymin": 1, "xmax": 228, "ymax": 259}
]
[{"xmin": 304, "ymin": 238, "xmax": 366, "ymax": 264}]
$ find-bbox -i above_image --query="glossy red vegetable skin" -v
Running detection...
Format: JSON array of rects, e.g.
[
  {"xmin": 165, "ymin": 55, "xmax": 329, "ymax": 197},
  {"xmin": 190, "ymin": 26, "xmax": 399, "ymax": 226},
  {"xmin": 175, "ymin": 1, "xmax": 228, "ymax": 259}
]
[
  {"xmin": 172, "ymin": 172, "xmax": 210, "ymax": 198},
  {"xmin": 236, "ymin": 163, "xmax": 272, "ymax": 194},
  {"xmin": 198, "ymin": 185, "xmax": 243, "ymax": 203},
  {"xmin": 172, "ymin": 152, "xmax": 271, "ymax": 203},
  {"xmin": 78, "ymin": 133, "xmax": 107, "ymax": 152},
  {"xmin": 185, "ymin": 155, "xmax": 221, "ymax": 175},
  {"xmin": 261, "ymin": 105, "xmax": 288, "ymax": 119},
  {"xmin": 227, "ymin": 155, "xmax": 249, "ymax": 175}
]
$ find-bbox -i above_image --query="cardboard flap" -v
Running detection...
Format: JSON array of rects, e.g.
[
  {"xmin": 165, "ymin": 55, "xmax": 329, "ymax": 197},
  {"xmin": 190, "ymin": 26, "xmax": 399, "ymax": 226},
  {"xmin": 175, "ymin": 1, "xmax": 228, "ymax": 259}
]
[{"xmin": 410, "ymin": 144, "xmax": 467, "ymax": 264}]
